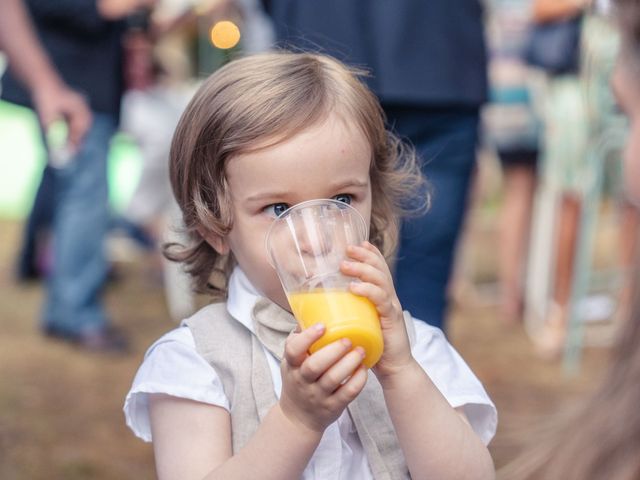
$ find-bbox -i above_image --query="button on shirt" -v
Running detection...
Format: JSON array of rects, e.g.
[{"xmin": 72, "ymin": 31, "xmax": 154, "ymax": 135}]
[{"xmin": 124, "ymin": 268, "xmax": 497, "ymax": 479}]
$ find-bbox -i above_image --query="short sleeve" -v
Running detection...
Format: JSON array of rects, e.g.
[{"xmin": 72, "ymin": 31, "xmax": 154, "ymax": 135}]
[
  {"xmin": 410, "ymin": 318, "xmax": 498, "ymax": 445},
  {"xmin": 123, "ymin": 327, "xmax": 230, "ymax": 442}
]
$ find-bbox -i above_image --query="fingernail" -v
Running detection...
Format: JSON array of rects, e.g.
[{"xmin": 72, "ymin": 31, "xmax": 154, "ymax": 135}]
[
  {"xmin": 341, "ymin": 338, "xmax": 352, "ymax": 347},
  {"xmin": 355, "ymin": 346, "xmax": 365, "ymax": 358},
  {"xmin": 313, "ymin": 323, "xmax": 325, "ymax": 332}
]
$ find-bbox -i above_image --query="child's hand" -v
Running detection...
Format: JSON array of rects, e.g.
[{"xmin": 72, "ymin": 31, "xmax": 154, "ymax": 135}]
[
  {"xmin": 341, "ymin": 241, "xmax": 414, "ymax": 381},
  {"xmin": 279, "ymin": 324, "xmax": 368, "ymax": 433}
]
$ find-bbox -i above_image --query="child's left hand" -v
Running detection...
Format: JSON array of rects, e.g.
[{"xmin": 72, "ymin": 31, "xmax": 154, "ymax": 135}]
[{"xmin": 340, "ymin": 241, "xmax": 413, "ymax": 381}]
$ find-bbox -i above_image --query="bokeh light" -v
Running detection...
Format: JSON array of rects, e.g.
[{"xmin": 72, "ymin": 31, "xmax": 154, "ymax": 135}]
[{"xmin": 210, "ymin": 20, "xmax": 241, "ymax": 50}]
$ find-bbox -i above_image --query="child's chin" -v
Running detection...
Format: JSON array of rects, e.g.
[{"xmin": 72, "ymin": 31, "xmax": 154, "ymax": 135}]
[
  {"xmin": 259, "ymin": 288, "xmax": 289, "ymax": 311},
  {"xmin": 273, "ymin": 296, "xmax": 293, "ymax": 313}
]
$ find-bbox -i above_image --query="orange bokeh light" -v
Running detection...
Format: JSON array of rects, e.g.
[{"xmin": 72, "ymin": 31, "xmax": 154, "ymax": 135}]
[{"xmin": 210, "ymin": 20, "xmax": 241, "ymax": 50}]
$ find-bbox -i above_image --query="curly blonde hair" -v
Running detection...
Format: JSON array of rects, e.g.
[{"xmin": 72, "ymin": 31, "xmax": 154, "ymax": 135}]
[{"xmin": 166, "ymin": 51, "xmax": 427, "ymax": 296}]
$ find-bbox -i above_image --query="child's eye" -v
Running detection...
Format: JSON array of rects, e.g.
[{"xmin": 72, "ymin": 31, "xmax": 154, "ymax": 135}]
[
  {"xmin": 263, "ymin": 203, "xmax": 290, "ymax": 218},
  {"xmin": 333, "ymin": 194, "xmax": 352, "ymax": 205}
]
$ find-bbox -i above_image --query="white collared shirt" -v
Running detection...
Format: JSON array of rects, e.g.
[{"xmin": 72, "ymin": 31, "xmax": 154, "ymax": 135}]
[{"xmin": 124, "ymin": 268, "xmax": 497, "ymax": 479}]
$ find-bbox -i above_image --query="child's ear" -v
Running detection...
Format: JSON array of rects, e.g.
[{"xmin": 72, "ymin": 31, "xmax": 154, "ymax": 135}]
[{"xmin": 197, "ymin": 226, "xmax": 230, "ymax": 255}]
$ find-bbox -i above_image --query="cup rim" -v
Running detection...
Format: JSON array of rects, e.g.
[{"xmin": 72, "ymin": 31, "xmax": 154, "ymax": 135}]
[{"xmin": 264, "ymin": 198, "xmax": 368, "ymax": 268}]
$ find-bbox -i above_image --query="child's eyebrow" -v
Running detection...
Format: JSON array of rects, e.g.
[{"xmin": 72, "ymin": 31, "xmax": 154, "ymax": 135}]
[
  {"xmin": 245, "ymin": 179, "xmax": 369, "ymax": 203},
  {"xmin": 245, "ymin": 190, "xmax": 291, "ymax": 203},
  {"xmin": 329, "ymin": 178, "xmax": 370, "ymax": 191}
]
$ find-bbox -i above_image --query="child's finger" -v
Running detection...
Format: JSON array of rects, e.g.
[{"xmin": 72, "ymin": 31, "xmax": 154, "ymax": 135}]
[
  {"xmin": 298, "ymin": 338, "xmax": 354, "ymax": 382},
  {"xmin": 317, "ymin": 347, "xmax": 366, "ymax": 393},
  {"xmin": 332, "ymin": 364, "xmax": 368, "ymax": 403},
  {"xmin": 347, "ymin": 242, "xmax": 388, "ymax": 270},
  {"xmin": 360, "ymin": 241, "xmax": 386, "ymax": 258},
  {"xmin": 341, "ymin": 259, "xmax": 387, "ymax": 287},
  {"xmin": 283, "ymin": 323, "xmax": 325, "ymax": 368},
  {"xmin": 349, "ymin": 281, "xmax": 386, "ymax": 306},
  {"xmin": 349, "ymin": 281, "xmax": 400, "ymax": 319}
]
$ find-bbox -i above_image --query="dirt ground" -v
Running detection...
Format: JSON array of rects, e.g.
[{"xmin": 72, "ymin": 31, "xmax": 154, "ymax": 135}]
[{"xmin": 0, "ymin": 218, "xmax": 611, "ymax": 479}]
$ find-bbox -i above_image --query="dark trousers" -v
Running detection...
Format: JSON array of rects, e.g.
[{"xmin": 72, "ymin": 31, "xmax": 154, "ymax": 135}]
[
  {"xmin": 388, "ymin": 105, "xmax": 479, "ymax": 331},
  {"xmin": 17, "ymin": 165, "xmax": 56, "ymax": 278}
]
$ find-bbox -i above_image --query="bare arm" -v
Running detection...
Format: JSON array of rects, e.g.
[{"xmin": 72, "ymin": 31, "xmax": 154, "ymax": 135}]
[
  {"xmin": 0, "ymin": 0, "xmax": 61, "ymax": 94},
  {"xmin": 149, "ymin": 396, "xmax": 322, "ymax": 480},
  {"xmin": 0, "ymin": 0, "xmax": 91, "ymax": 146},
  {"xmin": 380, "ymin": 361, "xmax": 495, "ymax": 480},
  {"xmin": 343, "ymin": 242, "xmax": 495, "ymax": 479},
  {"xmin": 532, "ymin": 0, "xmax": 588, "ymax": 22},
  {"xmin": 150, "ymin": 325, "xmax": 367, "ymax": 480}
]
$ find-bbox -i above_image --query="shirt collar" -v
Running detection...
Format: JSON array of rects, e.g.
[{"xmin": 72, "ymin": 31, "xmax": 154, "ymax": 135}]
[{"xmin": 226, "ymin": 267, "xmax": 264, "ymax": 332}]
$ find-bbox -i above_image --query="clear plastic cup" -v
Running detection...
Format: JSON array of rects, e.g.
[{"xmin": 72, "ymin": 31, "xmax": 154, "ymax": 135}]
[{"xmin": 265, "ymin": 199, "xmax": 383, "ymax": 368}]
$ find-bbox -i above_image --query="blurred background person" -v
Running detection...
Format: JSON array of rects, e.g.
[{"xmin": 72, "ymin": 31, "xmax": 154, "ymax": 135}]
[
  {"xmin": 483, "ymin": 0, "xmax": 540, "ymax": 325},
  {"xmin": 1, "ymin": 0, "xmax": 157, "ymax": 352},
  {"xmin": 529, "ymin": 0, "xmax": 639, "ymax": 358},
  {"xmin": 263, "ymin": 0, "xmax": 487, "ymax": 332},
  {"xmin": 527, "ymin": 0, "xmax": 590, "ymax": 358},
  {"xmin": 0, "ymin": 0, "xmax": 92, "ymax": 149},
  {"xmin": 115, "ymin": 0, "xmax": 274, "ymax": 321},
  {"xmin": 498, "ymin": 2, "xmax": 640, "ymax": 475}
]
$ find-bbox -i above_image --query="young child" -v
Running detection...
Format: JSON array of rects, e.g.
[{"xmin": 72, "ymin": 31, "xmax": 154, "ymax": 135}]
[{"xmin": 124, "ymin": 52, "xmax": 497, "ymax": 479}]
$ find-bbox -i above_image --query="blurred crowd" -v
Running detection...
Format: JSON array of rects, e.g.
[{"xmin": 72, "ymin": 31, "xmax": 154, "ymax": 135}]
[
  {"xmin": 1, "ymin": 0, "xmax": 640, "ymax": 477},
  {"xmin": 2, "ymin": 0, "xmax": 634, "ymax": 358}
]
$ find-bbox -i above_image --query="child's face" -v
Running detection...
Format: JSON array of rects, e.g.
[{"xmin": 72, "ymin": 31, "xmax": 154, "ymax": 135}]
[
  {"xmin": 220, "ymin": 113, "xmax": 373, "ymax": 310},
  {"xmin": 612, "ymin": 57, "xmax": 640, "ymax": 200}
]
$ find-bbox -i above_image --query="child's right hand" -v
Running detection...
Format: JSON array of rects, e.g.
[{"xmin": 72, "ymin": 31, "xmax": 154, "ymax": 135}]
[{"xmin": 279, "ymin": 324, "xmax": 368, "ymax": 433}]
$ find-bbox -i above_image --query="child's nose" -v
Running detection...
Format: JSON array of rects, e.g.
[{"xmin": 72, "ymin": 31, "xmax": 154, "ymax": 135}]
[{"xmin": 296, "ymin": 227, "xmax": 333, "ymax": 258}]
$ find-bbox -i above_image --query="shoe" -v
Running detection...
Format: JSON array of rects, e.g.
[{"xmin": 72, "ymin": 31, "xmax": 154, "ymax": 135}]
[
  {"xmin": 74, "ymin": 326, "xmax": 130, "ymax": 353},
  {"xmin": 16, "ymin": 262, "xmax": 43, "ymax": 283},
  {"xmin": 43, "ymin": 323, "xmax": 72, "ymax": 340},
  {"xmin": 43, "ymin": 324, "xmax": 129, "ymax": 353}
]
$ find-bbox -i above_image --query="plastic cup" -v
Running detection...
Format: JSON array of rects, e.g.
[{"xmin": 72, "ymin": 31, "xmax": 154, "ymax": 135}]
[{"xmin": 265, "ymin": 199, "xmax": 383, "ymax": 368}]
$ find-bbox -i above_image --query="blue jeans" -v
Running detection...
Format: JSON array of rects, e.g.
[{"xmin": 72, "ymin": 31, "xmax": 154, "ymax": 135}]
[
  {"xmin": 42, "ymin": 113, "xmax": 117, "ymax": 336},
  {"xmin": 389, "ymin": 106, "xmax": 479, "ymax": 331}
]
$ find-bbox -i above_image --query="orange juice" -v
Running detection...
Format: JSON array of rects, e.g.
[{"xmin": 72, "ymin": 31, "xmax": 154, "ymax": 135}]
[{"xmin": 287, "ymin": 289, "xmax": 383, "ymax": 368}]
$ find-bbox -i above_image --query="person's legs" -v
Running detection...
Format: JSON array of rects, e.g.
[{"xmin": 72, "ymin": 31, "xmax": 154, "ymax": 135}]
[
  {"xmin": 43, "ymin": 113, "xmax": 121, "ymax": 344},
  {"xmin": 614, "ymin": 200, "xmax": 640, "ymax": 324},
  {"xmin": 552, "ymin": 194, "xmax": 582, "ymax": 310},
  {"xmin": 534, "ymin": 192, "xmax": 582, "ymax": 358},
  {"xmin": 390, "ymin": 106, "xmax": 479, "ymax": 331},
  {"xmin": 497, "ymin": 159, "xmax": 537, "ymax": 324},
  {"xmin": 16, "ymin": 165, "xmax": 56, "ymax": 280}
]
